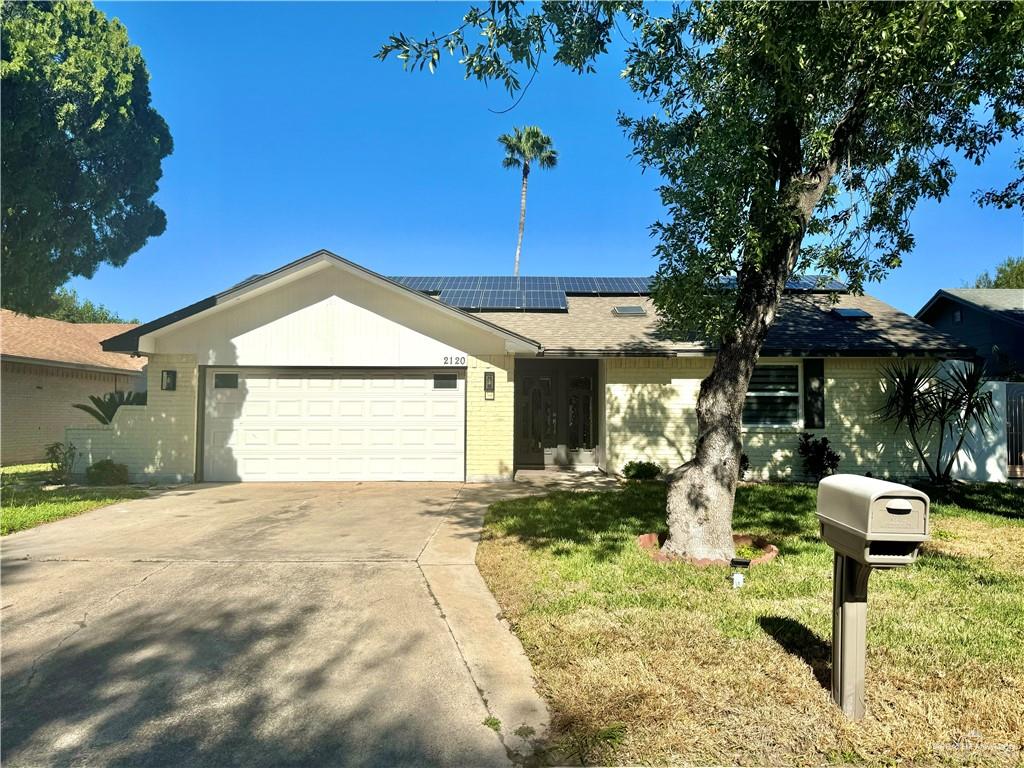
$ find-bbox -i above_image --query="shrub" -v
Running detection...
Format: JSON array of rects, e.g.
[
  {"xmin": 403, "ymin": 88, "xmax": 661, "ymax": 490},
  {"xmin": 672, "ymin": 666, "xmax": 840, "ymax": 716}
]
[
  {"xmin": 738, "ymin": 452, "xmax": 750, "ymax": 480},
  {"xmin": 85, "ymin": 459, "xmax": 130, "ymax": 486},
  {"xmin": 797, "ymin": 433, "xmax": 841, "ymax": 481},
  {"xmin": 622, "ymin": 460, "xmax": 662, "ymax": 480},
  {"xmin": 44, "ymin": 441, "xmax": 76, "ymax": 483}
]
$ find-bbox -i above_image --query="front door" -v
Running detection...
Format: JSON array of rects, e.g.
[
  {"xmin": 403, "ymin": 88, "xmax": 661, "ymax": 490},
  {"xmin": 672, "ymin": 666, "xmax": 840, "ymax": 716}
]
[
  {"xmin": 515, "ymin": 360, "xmax": 599, "ymax": 469},
  {"xmin": 516, "ymin": 375, "xmax": 555, "ymax": 468}
]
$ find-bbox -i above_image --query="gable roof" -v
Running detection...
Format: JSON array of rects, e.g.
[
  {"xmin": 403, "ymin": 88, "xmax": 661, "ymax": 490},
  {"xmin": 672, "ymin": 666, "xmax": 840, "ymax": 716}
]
[
  {"xmin": 102, "ymin": 250, "xmax": 541, "ymax": 354},
  {"xmin": 916, "ymin": 288, "xmax": 1024, "ymax": 327},
  {"xmin": 0, "ymin": 310, "xmax": 146, "ymax": 373},
  {"xmin": 482, "ymin": 292, "xmax": 972, "ymax": 357}
]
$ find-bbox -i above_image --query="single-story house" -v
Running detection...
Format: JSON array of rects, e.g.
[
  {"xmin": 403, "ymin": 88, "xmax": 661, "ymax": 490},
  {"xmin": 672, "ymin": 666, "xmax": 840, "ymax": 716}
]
[
  {"xmin": 916, "ymin": 288, "xmax": 1024, "ymax": 378},
  {"xmin": 1, "ymin": 309, "xmax": 146, "ymax": 464},
  {"xmin": 69, "ymin": 249, "xmax": 972, "ymax": 483}
]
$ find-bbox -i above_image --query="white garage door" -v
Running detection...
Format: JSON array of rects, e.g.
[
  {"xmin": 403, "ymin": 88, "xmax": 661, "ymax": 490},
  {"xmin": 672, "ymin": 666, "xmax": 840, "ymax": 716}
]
[{"xmin": 203, "ymin": 369, "xmax": 465, "ymax": 481}]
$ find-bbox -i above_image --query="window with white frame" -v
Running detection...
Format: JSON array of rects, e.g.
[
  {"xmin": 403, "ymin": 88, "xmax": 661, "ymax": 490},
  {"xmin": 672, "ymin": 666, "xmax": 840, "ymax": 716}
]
[{"xmin": 742, "ymin": 364, "xmax": 801, "ymax": 427}]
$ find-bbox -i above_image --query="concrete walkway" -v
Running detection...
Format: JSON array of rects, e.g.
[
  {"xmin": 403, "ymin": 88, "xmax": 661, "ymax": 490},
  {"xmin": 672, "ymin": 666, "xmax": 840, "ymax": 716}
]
[{"xmin": 1, "ymin": 477, "xmax": 616, "ymax": 767}]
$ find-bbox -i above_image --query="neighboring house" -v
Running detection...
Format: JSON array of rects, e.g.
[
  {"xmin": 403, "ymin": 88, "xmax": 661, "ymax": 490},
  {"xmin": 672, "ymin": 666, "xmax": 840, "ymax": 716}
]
[
  {"xmin": 916, "ymin": 288, "xmax": 1024, "ymax": 377},
  {"xmin": 69, "ymin": 249, "xmax": 971, "ymax": 483},
  {"xmin": 1, "ymin": 310, "xmax": 146, "ymax": 464}
]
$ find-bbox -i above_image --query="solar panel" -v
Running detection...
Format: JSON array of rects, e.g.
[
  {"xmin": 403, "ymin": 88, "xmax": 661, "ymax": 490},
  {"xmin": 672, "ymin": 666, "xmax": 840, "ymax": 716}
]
[{"xmin": 391, "ymin": 272, "xmax": 846, "ymax": 312}]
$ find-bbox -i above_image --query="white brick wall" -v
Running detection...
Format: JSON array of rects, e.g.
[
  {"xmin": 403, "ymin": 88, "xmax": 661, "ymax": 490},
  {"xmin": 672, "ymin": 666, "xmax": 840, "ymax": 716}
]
[
  {"xmin": 604, "ymin": 356, "xmax": 925, "ymax": 480},
  {"xmin": 1, "ymin": 361, "xmax": 143, "ymax": 464},
  {"xmin": 66, "ymin": 354, "xmax": 197, "ymax": 482}
]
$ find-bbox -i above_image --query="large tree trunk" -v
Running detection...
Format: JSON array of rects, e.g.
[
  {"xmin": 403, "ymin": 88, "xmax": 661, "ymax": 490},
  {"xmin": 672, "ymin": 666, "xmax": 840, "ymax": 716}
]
[
  {"xmin": 513, "ymin": 164, "xmax": 529, "ymax": 277},
  {"xmin": 662, "ymin": 262, "xmax": 794, "ymax": 561},
  {"xmin": 661, "ymin": 99, "xmax": 857, "ymax": 561}
]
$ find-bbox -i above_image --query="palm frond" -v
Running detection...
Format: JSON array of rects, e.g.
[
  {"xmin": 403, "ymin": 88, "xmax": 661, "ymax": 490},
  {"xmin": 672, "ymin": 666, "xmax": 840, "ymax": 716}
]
[{"xmin": 73, "ymin": 403, "xmax": 111, "ymax": 425}]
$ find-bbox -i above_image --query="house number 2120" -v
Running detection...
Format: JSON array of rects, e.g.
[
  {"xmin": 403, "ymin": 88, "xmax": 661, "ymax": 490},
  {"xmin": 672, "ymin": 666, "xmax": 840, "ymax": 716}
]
[{"xmin": 443, "ymin": 355, "xmax": 467, "ymax": 365}]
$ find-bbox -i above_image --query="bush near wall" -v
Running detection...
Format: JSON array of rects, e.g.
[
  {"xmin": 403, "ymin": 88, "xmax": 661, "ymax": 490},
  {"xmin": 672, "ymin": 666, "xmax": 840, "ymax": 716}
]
[{"xmin": 85, "ymin": 459, "xmax": 129, "ymax": 486}]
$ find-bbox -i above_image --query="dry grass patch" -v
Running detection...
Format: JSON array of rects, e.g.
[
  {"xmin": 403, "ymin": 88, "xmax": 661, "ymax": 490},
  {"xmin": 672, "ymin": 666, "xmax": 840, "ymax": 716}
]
[{"xmin": 478, "ymin": 482, "xmax": 1024, "ymax": 766}]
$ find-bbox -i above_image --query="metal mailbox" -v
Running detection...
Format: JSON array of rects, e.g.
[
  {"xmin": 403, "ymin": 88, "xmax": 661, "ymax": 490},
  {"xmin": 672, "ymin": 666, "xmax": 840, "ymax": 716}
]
[
  {"xmin": 816, "ymin": 474, "xmax": 930, "ymax": 719},
  {"xmin": 817, "ymin": 474, "xmax": 929, "ymax": 567}
]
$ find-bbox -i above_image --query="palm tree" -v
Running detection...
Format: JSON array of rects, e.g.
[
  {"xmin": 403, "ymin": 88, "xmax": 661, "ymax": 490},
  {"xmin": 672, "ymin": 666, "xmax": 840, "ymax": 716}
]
[{"xmin": 498, "ymin": 126, "xmax": 557, "ymax": 277}]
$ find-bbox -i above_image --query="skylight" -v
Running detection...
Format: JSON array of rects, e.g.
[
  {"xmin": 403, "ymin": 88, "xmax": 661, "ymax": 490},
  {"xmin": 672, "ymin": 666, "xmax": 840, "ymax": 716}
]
[
  {"xmin": 832, "ymin": 307, "xmax": 872, "ymax": 319},
  {"xmin": 613, "ymin": 305, "xmax": 647, "ymax": 316}
]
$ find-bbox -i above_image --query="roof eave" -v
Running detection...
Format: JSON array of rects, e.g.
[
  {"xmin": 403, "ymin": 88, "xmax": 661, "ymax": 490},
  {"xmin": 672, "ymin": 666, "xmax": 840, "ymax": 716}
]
[{"xmin": 102, "ymin": 249, "xmax": 541, "ymax": 353}]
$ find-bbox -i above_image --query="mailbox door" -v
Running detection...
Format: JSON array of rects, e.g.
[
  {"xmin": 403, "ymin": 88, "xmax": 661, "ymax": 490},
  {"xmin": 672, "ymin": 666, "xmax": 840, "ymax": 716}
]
[{"xmin": 869, "ymin": 495, "xmax": 927, "ymax": 535}]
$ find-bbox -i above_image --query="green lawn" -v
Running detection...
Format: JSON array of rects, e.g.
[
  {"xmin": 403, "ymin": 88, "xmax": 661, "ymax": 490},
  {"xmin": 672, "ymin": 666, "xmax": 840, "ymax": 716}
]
[
  {"xmin": 1, "ymin": 463, "xmax": 149, "ymax": 536},
  {"xmin": 477, "ymin": 481, "xmax": 1024, "ymax": 766}
]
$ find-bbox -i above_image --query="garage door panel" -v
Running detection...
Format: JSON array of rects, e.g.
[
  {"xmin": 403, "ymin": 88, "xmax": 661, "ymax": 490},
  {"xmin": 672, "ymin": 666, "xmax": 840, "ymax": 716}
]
[{"xmin": 203, "ymin": 369, "xmax": 465, "ymax": 482}]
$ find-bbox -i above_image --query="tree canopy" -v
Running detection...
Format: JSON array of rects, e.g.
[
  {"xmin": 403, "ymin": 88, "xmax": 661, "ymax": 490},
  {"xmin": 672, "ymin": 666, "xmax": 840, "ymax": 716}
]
[
  {"xmin": 974, "ymin": 255, "xmax": 1024, "ymax": 288},
  {"xmin": 1, "ymin": 0, "xmax": 172, "ymax": 315},
  {"xmin": 43, "ymin": 287, "xmax": 136, "ymax": 324},
  {"xmin": 380, "ymin": 2, "xmax": 1023, "ymax": 338}
]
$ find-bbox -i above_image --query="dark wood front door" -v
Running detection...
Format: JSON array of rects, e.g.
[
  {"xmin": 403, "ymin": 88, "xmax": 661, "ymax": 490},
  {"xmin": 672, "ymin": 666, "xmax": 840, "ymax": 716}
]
[
  {"xmin": 516, "ymin": 375, "xmax": 555, "ymax": 468},
  {"xmin": 515, "ymin": 360, "xmax": 598, "ymax": 469}
]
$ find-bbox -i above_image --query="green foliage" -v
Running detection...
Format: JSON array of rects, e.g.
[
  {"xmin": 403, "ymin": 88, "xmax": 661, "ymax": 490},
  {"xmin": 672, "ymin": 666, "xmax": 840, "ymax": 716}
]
[
  {"xmin": 499, "ymin": 125, "xmax": 558, "ymax": 172},
  {"xmin": 1, "ymin": 461, "xmax": 146, "ymax": 534},
  {"xmin": 797, "ymin": 433, "xmax": 841, "ymax": 481},
  {"xmin": 84, "ymin": 458, "xmax": 129, "ymax": 486},
  {"xmin": 482, "ymin": 716, "xmax": 501, "ymax": 732},
  {"xmin": 876, "ymin": 360, "xmax": 995, "ymax": 483},
  {"xmin": 622, "ymin": 459, "xmax": 662, "ymax": 480},
  {"xmin": 43, "ymin": 441, "xmax": 76, "ymax": 483},
  {"xmin": 73, "ymin": 390, "xmax": 147, "ymax": 425},
  {"xmin": 974, "ymin": 256, "xmax": 1024, "ymax": 289},
  {"xmin": 1, "ymin": 0, "xmax": 173, "ymax": 315},
  {"xmin": 38, "ymin": 287, "xmax": 136, "ymax": 323},
  {"xmin": 379, "ymin": 3, "xmax": 1024, "ymax": 343}
]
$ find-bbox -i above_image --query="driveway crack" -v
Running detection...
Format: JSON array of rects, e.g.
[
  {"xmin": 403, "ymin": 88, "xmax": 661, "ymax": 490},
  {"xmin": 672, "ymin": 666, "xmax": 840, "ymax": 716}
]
[
  {"xmin": 415, "ymin": 486, "xmax": 464, "ymax": 563},
  {"xmin": 5, "ymin": 561, "xmax": 173, "ymax": 704}
]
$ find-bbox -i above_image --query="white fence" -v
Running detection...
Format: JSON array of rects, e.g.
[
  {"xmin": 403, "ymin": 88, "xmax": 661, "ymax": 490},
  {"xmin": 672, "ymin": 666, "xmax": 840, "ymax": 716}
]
[{"xmin": 950, "ymin": 381, "xmax": 1024, "ymax": 483}]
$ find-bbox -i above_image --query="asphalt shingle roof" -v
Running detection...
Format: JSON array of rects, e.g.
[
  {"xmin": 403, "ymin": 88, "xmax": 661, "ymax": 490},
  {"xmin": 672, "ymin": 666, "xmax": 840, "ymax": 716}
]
[
  {"xmin": 0, "ymin": 310, "xmax": 145, "ymax": 372},
  {"xmin": 929, "ymin": 289, "xmax": 1024, "ymax": 326},
  {"xmin": 482, "ymin": 293, "xmax": 973, "ymax": 357}
]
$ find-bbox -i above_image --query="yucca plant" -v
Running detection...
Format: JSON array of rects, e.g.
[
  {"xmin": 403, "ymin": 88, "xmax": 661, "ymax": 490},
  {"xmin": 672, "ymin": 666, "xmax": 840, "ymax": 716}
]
[
  {"xmin": 73, "ymin": 391, "xmax": 148, "ymax": 425},
  {"xmin": 877, "ymin": 360, "xmax": 994, "ymax": 483}
]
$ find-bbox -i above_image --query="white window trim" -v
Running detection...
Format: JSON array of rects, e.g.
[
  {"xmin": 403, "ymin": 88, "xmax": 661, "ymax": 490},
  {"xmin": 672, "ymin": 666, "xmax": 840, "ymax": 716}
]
[{"xmin": 741, "ymin": 361, "xmax": 804, "ymax": 431}]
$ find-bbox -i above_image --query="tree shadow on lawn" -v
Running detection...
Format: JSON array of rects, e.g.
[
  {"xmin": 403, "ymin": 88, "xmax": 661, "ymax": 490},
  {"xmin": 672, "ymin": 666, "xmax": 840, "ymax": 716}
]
[
  {"xmin": 486, "ymin": 482, "xmax": 823, "ymax": 560},
  {"xmin": 758, "ymin": 615, "xmax": 832, "ymax": 691},
  {"xmin": 485, "ymin": 483, "xmax": 669, "ymax": 561},
  {"xmin": 915, "ymin": 481, "xmax": 1024, "ymax": 522}
]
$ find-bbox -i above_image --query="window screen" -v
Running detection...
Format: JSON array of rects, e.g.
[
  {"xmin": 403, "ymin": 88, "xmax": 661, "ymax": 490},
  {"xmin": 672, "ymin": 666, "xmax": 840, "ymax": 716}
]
[
  {"xmin": 742, "ymin": 366, "xmax": 800, "ymax": 426},
  {"xmin": 433, "ymin": 373, "xmax": 457, "ymax": 390},
  {"xmin": 214, "ymin": 373, "xmax": 239, "ymax": 389}
]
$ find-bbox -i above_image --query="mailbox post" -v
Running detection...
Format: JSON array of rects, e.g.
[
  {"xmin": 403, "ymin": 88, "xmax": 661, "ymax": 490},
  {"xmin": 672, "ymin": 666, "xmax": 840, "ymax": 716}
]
[{"xmin": 817, "ymin": 475, "xmax": 930, "ymax": 719}]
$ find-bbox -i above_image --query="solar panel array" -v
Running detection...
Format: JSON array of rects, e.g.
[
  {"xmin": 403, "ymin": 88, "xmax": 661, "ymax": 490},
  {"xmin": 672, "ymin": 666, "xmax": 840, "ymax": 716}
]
[{"xmin": 390, "ymin": 275, "xmax": 845, "ymax": 311}]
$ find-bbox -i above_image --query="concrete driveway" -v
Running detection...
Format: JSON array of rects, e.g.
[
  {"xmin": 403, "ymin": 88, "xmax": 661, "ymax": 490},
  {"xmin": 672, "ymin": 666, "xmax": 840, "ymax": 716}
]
[{"xmin": 1, "ymin": 482, "xmax": 555, "ymax": 767}]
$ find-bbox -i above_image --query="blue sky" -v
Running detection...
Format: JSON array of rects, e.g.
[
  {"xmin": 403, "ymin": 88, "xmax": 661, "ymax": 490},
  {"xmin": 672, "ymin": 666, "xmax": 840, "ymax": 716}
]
[{"xmin": 75, "ymin": 1, "xmax": 1022, "ymax": 321}]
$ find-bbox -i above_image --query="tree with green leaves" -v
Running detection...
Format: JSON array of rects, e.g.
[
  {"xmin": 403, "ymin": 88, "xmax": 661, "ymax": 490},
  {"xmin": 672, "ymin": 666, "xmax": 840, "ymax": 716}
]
[
  {"xmin": 974, "ymin": 256, "xmax": 1024, "ymax": 288},
  {"xmin": 38, "ymin": 287, "xmax": 136, "ymax": 323},
  {"xmin": 380, "ymin": 2, "xmax": 1024, "ymax": 560},
  {"xmin": 499, "ymin": 126, "xmax": 558, "ymax": 276},
  {"xmin": 1, "ymin": 0, "xmax": 172, "ymax": 315}
]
